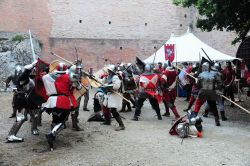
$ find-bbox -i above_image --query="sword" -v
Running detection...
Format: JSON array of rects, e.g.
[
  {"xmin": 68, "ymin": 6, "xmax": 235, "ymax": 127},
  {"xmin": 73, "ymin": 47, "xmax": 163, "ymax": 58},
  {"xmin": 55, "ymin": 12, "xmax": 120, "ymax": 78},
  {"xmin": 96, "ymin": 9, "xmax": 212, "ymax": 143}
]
[{"xmin": 29, "ymin": 29, "xmax": 37, "ymax": 61}]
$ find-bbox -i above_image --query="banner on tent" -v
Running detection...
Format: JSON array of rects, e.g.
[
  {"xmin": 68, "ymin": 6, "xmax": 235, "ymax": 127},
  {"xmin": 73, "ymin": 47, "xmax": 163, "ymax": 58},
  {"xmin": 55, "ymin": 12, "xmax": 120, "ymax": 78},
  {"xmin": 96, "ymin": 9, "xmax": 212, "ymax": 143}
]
[{"xmin": 165, "ymin": 44, "xmax": 175, "ymax": 62}]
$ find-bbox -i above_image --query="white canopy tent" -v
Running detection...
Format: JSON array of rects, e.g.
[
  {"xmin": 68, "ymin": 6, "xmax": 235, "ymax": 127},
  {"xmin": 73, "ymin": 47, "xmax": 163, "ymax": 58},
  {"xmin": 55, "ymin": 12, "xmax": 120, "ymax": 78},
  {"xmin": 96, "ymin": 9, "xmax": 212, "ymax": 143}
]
[{"xmin": 144, "ymin": 31, "xmax": 236, "ymax": 64}]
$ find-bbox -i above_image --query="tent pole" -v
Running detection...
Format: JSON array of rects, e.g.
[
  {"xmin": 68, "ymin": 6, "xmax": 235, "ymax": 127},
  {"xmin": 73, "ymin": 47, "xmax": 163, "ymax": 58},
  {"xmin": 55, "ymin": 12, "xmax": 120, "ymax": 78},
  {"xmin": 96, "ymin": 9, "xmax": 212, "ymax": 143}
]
[{"xmin": 152, "ymin": 46, "xmax": 157, "ymax": 66}]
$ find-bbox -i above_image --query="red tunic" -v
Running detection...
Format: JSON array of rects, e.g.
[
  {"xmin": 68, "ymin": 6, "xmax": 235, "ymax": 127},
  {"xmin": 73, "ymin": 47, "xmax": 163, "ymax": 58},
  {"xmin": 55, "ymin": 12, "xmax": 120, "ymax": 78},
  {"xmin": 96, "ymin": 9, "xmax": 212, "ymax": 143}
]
[
  {"xmin": 162, "ymin": 69, "xmax": 177, "ymax": 102},
  {"xmin": 139, "ymin": 73, "xmax": 161, "ymax": 101},
  {"xmin": 222, "ymin": 67, "xmax": 235, "ymax": 85},
  {"xmin": 42, "ymin": 73, "xmax": 78, "ymax": 110}
]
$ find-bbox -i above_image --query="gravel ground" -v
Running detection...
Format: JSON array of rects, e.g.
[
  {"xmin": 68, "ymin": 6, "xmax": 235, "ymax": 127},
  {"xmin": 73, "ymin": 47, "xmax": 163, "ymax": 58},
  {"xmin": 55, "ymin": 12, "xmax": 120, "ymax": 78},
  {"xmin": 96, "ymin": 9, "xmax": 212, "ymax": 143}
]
[{"xmin": 0, "ymin": 90, "xmax": 250, "ymax": 166}]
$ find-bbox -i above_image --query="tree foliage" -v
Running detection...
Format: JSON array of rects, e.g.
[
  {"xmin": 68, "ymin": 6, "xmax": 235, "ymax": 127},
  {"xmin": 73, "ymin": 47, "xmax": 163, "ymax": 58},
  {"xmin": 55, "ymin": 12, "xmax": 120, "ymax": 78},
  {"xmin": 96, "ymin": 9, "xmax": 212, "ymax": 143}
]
[{"xmin": 173, "ymin": 0, "xmax": 250, "ymax": 44}]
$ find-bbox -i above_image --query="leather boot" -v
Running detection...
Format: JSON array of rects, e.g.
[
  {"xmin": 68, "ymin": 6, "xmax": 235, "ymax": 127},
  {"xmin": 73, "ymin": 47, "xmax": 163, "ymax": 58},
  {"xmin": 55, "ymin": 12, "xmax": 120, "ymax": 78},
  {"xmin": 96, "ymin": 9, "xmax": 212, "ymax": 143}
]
[
  {"xmin": 203, "ymin": 109, "xmax": 209, "ymax": 118},
  {"xmin": 119, "ymin": 102, "xmax": 126, "ymax": 112},
  {"xmin": 71, "ymin": 113, "xmax": 83, "ymax": 131},
  {"xmin": 101, "ymin": 119, "xmax": 111, "ymax": 125},
  {"xmin": 114, "ymin": 116, "xmax": 125, "ymax": 131},
  {"xmin": 220, "ymin": 111, "xmax": 228, "ymax": 121},
  {"xmin": 131, "ymin": 116, "xmax": 139, "ymax": 121},
  {"xmin": 162, "ymin": 110, "xmax": 170, "ymax": 117},
  {"xmin": 215, "ymin": 116, "xmax": 221, "ymax": 126},
  {"xmin": 126, "ymin": 104, "xmax": 132, "ymax": 112}
]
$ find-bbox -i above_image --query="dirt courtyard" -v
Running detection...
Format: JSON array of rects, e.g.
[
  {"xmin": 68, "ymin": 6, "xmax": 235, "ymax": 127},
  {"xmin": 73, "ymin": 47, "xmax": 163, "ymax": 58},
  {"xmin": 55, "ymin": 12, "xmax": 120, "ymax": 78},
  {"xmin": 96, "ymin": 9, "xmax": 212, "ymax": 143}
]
[{"xmin": 0, "ymin": 90, "xmax": 250, "ymax": 166}]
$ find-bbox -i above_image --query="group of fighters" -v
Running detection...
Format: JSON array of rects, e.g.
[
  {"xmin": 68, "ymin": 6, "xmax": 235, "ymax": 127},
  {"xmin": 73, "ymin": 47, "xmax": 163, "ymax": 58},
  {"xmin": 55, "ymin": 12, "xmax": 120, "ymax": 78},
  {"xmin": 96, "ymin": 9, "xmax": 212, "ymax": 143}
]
[{"xmin": 5, "ymin": 55, "xmax": 237, "ymax": 150}]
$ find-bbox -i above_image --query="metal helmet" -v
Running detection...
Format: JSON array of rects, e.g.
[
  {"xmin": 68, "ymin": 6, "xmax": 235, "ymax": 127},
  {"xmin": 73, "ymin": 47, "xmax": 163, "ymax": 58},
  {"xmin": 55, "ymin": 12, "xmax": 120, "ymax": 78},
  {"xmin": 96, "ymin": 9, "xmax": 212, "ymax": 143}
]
[
  {"xmin": 14, "ymin": 65, "xmax": 23, "ymax": 76},
  {"xmin": 127, "ymin": 63, "xmax": 132, "ymax": 67},
  {"xmin": 118, "ymin": 63, "xmax": 125, "ymax": 71},
  {"xmin": 201, "ymin": 62, "xmax": 210, "ymax": 72},
  {"xmin": 213, "ymin": 63, "xmax": 220, "ymax": 71},
  {"xmin": 107, "ymin": 64, "xmax": 116, "ymax": 73},
  {"xmin": 144, "ymin": 63, "xmax": 152, "ymax": 72},
  {"xmin": 68, "ymin": 64, "xmax": 81, "ymax": 82},
  {"xmin": 56, "ymin": 62, "xmax": 67, "ymax": 73}
]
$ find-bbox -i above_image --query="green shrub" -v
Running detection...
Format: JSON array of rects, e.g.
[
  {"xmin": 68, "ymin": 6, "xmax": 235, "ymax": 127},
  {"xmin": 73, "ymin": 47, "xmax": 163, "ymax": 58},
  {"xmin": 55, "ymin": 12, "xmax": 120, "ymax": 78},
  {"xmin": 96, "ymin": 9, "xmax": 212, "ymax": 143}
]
[{"xmin": 12, "ymin": 35, "xmax": 25, "ymax": 42}]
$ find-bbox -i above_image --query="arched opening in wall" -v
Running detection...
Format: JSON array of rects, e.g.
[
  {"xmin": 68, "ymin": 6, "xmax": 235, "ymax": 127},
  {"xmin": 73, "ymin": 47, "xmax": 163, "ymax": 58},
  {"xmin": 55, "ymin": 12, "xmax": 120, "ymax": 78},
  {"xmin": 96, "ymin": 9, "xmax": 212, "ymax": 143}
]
[
  {"xmin": 120, "ymin": 47, "xmax": 123, "ymax": 50},
  {"xmin": 109, "ymin": 21, "xmax": 111, "ymax": 24},
  {"xmin": 79, "ymin": 20, "xmax": 82, "ymax": 23},
  {"xmin": 236, "ymin": 36, "xmax": 250, "ymax": 70},
  {"xmin": 180, "ymin": 24, "xmax": 182, "ymax": 27},
  {"xmin": 145, "ymin": 23, "xmax": 147, "ymax": 26}
]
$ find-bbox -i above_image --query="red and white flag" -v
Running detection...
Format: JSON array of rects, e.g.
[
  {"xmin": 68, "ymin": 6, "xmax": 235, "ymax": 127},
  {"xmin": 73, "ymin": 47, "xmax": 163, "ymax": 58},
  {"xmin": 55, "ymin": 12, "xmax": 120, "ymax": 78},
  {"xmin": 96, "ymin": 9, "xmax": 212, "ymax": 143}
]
[{"xmin": 165, "ymin": 44, "xmax": 175, "ymax": 62}]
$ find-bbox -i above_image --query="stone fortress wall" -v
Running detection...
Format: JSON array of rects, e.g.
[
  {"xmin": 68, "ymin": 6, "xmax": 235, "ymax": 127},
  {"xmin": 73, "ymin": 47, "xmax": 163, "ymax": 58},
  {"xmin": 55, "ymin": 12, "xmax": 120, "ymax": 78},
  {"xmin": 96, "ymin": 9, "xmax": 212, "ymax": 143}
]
[{"xmin": 0, "ymin": 0, "xmax": 239, "ymax": 70}]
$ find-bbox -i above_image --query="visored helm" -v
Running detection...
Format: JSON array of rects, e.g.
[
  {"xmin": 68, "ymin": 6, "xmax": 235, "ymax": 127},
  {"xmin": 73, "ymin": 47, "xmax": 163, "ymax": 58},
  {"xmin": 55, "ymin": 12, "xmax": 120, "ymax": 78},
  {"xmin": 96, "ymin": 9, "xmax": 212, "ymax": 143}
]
[{"xmin": 14, "ymin": 65, "xmax": 23, "ymax": 76}]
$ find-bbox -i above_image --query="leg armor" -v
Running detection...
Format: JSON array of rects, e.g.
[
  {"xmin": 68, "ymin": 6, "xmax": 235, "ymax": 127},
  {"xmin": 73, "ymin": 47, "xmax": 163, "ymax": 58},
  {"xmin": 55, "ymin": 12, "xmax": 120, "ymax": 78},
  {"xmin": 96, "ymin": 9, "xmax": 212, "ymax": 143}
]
[
  {"xmin": 71, "ymin": 110, "xmax": 83, "ymax": 131},
  {"xmin": 46, "ymin": 111, "xmax": 69, "ymax": 151},
  {"xmin": 29, "ymin": 109, "xmax": 40, "ymax": 135},
  {"xmin": 7, "ymin": 109, "xmax": 28, "ymax": 142},
  {"xmin": 10, "ymin": 92, "xmax": 18, "ymax": 118}
]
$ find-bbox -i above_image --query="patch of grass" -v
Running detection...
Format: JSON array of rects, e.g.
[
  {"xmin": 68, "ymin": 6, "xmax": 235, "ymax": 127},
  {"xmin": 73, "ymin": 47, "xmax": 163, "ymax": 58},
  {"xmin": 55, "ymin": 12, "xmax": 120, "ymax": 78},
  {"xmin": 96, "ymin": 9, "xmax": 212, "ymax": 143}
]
[{"xmin": 11, "ymin": 35, "xmax": 24, "ymax": 42}]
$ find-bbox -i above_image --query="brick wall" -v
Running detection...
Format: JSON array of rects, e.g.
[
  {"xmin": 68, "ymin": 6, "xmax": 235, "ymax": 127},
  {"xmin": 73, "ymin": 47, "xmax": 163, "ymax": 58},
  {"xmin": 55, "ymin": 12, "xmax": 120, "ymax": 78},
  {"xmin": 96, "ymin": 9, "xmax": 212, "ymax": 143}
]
[{"xmin": 0, "ymin": 0, "xmax": 239, "ymax": 70}]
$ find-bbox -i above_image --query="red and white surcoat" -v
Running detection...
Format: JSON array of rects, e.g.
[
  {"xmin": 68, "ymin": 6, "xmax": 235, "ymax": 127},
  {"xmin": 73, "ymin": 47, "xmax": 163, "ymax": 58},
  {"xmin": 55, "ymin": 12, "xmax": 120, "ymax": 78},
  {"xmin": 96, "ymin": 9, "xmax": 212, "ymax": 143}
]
[
  {"xmin": 161, "ymin": 69, "xmax": 178, "ymax": 102},
  {"xmin": 42, "ymin": 72, "xmax": 78, "ymax": 110},
  {"xmin": 139, "ymin": 73, "xmax": 161, "ymax": 98}
]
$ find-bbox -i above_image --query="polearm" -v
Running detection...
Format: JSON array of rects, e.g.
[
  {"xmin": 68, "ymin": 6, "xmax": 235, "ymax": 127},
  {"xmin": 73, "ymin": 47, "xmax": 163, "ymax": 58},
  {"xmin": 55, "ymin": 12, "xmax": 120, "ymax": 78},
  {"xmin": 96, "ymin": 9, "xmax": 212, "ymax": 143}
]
[
  {"xmin": 172, "ymin": 63, "xmax": 250, "ymax": 114},
  {"xmin": 50, "ymin": 52, "xmax": 132, "ymax": 105},
  {"xmin": 28, "ymin": 29, "xmax": 37, "ymax": 60},
  {"xmin": 172, "ymin": 64, "xmax": 197, "ymax": 81},
  {"xmin": 221, "ymin": 95, "xmax": 250, "ymax": 115},
  {"xmin": 201, "ymin": 48, "xmax": 213, "ymax": 64}
]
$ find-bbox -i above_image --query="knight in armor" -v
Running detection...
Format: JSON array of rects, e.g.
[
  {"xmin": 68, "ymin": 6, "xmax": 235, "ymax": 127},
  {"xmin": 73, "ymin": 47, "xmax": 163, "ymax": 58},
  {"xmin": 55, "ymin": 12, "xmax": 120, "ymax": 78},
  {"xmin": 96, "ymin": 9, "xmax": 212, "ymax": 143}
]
[
  {"xmin": 68, "ymin": 63, "xmax": 85, "ymax": 131},
  {"xmin": 88, "ymin": 71, "xmax": 108, "ymax": 122},
  {"xmin": 7, "ymin": 60, "xmax": 43, "ymax": 142},
  {"xmin": 202, "ymin": 63, "xmax": 228, "ymax": 121},
  {"xmin": 120, "ymin": 63, "xmax": 136, "ymax": 112},
  {"xmin": 169, "ymin": 110, "xmax": 203, "ymax": 138},
  {"xmin": 192, "ymin": 62, "xmax": 223, "ymax": 126},
  {"xmin": 5, "ymin": 64, "xmax": 23, "ymax": 118},
  {"xmin": 99, "ymin": 64, "xmax": 125, "ymax": 131},
  {"xmin": 132, "ymin": 63, "xmax": 162, "ymax": 121},
  {"xmin": 161, "ymin": 61, "xmax": 180, "ymax": 120},
  {"xmin": 42, "ymin": 62, "xmax": 81, "ymax": 150}
]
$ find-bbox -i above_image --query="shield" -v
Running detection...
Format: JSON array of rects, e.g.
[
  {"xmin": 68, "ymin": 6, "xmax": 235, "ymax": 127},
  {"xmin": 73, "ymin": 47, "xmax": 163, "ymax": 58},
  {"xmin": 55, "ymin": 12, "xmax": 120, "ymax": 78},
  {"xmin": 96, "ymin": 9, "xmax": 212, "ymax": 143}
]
[
  {"xmin": 169, "ymin": 114, "xmax": 187, "ymax": 135},
  {"xmin": 49, "ymin": 60, "xmax": 61, "ymax": 73},
  {"xmin": 73, "ymin": 76, "xmax": 90, "ymax": 100},
  {"xmin": 73, "ymin": 86, "xmax": 87, "ymax": 100},
  {"xmin": 89, "ymin": 78, "xmax": 101, "ymax": 88}
]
